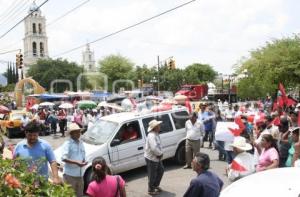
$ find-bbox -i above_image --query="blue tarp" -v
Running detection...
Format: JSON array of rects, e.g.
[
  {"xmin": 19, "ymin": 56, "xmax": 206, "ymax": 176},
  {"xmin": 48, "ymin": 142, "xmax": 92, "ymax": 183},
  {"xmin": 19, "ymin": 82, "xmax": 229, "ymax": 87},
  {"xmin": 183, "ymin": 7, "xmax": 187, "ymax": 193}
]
[{"xmin": 39, "ymin": 94, "xmax": 68, "ymax": 100}]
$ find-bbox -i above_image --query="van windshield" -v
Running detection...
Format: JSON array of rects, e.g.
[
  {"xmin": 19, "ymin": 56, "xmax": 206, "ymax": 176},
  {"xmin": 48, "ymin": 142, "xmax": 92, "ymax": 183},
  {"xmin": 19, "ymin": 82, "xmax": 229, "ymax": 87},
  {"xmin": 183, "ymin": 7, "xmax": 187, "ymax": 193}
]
[{"xmin": 82, "ymin": 120, "xmax": 118, "ymax": 145}]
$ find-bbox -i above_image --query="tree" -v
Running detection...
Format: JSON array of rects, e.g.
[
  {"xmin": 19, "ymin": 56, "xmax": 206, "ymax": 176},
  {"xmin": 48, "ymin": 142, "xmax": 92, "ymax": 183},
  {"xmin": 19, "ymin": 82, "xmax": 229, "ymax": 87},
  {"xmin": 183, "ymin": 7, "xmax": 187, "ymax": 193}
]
[
  {"xmin": 27, "ymin": 59, "xmax": 90, "ymax": 93},
  {"xmin": 184, "ymin": 63, "xmax": 217, "ymax": 84},
  {"xmin": 98, "ymin": 54, "xmax": 134, "ymax": 92},
  {"xmin": 235, "ymin": 35, "xmax": 300, "ymax": 99}
]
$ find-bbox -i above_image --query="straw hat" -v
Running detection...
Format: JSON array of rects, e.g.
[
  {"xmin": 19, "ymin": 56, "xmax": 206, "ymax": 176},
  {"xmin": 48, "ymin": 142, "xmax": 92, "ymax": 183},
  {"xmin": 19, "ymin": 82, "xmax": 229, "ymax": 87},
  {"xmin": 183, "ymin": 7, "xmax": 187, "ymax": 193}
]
[
  {"xmin": 68, "ymin": 123, "xmax": 82, "ymax": 133},
  {"xmin": 147, "ymin": 119, "xmax": 162, "ymax": 132},
  {"xmin": 230, "ymin": 136, "xmax": 252, "ymax": 151}
]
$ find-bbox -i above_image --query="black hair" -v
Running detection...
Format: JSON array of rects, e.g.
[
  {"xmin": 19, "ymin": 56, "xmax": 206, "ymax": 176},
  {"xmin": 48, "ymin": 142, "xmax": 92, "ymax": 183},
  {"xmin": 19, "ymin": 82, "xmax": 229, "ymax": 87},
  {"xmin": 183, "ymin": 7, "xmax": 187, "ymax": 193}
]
[
  {"xmin": 191, "ymin": 112, "xmax": 198, "ymax": 118},
  {"xmin": 92, "ymin": 157, "xmax": 108, "ymax": 183},
  {"xmin": 194, "ymin": 152, "xmax": 210, "ymax": 171},
  {"xmin": 292, "ymin": 127, "xmax": 300, "ymax": 135},
  {"xmin": 24, "ymin": 120, "xmax": 41, "ymax": 133}
]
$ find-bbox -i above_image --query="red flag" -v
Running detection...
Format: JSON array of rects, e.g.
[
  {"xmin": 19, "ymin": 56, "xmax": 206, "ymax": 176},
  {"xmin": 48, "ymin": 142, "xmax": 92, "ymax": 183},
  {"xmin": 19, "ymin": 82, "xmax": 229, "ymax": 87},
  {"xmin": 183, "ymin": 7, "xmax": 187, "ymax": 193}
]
[
  {"xmin": 231, "ymin": 160, "xmax": 247, "ymax": 172},
  {"xmin": 235, "ymin": 117, "xmax": 246, "ymax": 131},
  {"xmin": 228, "ymin": 116, "xmax": 245, "ymax": 136},
  {"xmin": 229, "ymin": 127, "xmax": 243, "ymax": 136},
  {"xmin": 272, "ymin": 117, "xmax": 280, "ymax": 126}
]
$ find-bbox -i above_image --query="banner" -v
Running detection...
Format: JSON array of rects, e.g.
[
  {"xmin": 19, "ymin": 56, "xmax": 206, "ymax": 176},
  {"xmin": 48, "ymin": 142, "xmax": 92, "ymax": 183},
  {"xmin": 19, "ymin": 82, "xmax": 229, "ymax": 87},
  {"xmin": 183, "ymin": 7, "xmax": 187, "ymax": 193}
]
[{"xmin": 215, "ymin": 121, "xmax": 238, "ymax": 142}]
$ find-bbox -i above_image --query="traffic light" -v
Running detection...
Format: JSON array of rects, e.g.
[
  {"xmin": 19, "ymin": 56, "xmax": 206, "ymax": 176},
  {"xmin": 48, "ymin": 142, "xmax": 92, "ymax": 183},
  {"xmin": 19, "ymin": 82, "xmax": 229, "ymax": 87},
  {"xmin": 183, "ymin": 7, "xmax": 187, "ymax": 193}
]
[
  {"xmin": 16, "ymin": 53, "xmax": 23, "ymax": 69},
  {"xmin": 168, "ymin": 59, "xmax": 175, "ymax": 69}
]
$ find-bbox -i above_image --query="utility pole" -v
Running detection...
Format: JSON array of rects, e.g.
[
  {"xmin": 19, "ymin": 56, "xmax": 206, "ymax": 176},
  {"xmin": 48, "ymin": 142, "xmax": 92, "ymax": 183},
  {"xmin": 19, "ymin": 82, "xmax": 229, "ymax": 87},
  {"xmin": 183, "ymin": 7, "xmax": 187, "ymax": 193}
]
[{"xmin": 157, "ymin": 55, "xmax": 160, "ymax": 93}]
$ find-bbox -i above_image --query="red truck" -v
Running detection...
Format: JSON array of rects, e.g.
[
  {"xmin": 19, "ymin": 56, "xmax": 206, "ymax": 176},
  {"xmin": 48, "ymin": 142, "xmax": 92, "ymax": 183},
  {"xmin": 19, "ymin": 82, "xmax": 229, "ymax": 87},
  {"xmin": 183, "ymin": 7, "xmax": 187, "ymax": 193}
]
[{"xmin": 176, "ymin": 84, "xmax": 208, "ymax": 101}]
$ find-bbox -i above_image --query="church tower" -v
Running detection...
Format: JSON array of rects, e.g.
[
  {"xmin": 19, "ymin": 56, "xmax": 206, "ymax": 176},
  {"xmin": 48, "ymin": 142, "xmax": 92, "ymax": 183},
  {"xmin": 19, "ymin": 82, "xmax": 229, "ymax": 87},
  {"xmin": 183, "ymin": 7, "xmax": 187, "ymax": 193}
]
[
  {"xmin": 82, "ymin": 43, "xmax": 96, "ymax": 72},
  {"xmin": 23, "ymin": 1, "xmax": 49, "ymax": 74}
]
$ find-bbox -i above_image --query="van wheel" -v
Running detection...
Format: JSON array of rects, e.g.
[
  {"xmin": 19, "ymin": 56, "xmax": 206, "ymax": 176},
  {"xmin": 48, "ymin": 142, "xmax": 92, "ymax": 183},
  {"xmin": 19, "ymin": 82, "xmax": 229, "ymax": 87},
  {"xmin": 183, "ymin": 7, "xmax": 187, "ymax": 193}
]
[
  {"xmin": 175, "ymin": 144, "xmax": 185, "ymax": 165},
  {"xmin": 7, "ymin": 128, "xmax": 13, "ymax": 138}
]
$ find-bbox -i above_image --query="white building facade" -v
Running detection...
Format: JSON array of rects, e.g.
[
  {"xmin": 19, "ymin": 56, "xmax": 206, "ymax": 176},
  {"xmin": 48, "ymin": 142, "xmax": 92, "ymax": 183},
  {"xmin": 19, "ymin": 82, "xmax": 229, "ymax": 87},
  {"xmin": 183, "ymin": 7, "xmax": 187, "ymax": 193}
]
[
  {"xmin": 23, "ymin": 2, "xmax": 49, "ymax": 75},
  {"xmin": 82, "ymin": 43, "xmax": 96, "ymax": 72}
]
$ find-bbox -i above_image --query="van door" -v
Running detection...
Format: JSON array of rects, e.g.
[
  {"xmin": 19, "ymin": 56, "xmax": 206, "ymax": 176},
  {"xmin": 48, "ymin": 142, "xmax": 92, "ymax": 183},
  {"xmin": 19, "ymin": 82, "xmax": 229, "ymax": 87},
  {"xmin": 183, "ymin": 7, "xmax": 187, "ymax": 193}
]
[
  {"xmin": 109, "ymin": 120, "xmax": 145, "ymax": 173},
  {"xmin": 142, "ymin": 114, "xmax": 176, "ymax": 159}
]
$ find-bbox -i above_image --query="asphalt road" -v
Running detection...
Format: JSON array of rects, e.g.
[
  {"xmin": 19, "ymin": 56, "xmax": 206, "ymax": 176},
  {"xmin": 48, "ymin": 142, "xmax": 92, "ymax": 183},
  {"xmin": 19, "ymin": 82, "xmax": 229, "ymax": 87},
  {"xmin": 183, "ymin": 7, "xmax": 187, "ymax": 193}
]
[{"xmin": 5, "ymin": 135, "xmax": 230, "ymax": 197}]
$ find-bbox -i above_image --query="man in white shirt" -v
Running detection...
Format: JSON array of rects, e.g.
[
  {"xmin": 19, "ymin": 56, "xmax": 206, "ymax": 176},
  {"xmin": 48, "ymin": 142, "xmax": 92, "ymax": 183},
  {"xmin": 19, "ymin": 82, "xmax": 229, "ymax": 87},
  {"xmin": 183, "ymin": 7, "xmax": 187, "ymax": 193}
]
[
  {"xmin": 144, "ymin": 119, "xmax": 164, "ymax": 195},
  {"xmin": 184, "ymin": 112, "xmax": 204, "ymax": 169}
]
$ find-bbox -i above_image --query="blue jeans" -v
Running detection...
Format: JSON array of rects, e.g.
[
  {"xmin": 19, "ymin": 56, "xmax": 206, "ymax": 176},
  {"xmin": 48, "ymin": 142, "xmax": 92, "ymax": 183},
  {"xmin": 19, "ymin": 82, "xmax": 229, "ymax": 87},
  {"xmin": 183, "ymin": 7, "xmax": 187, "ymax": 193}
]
[
  {"xmin": 215, "ymin": 141, "xmax": 226, "ymax": 160},
  {"xmin": 226, "ymin": 151, "xmax": 235, "ymax": 164}
]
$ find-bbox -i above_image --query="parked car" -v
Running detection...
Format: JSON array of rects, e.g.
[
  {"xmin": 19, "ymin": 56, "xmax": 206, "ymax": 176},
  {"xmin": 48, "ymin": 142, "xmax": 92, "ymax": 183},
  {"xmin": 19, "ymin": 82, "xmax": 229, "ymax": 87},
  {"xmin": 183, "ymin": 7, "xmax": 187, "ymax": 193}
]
[
  {"xmin": 54, "ymin": 106, "xmax": 190, "ymax": 190},
  {"xmin": 0, "ymin": 110, "xmax": 29, "ymax": 138}
]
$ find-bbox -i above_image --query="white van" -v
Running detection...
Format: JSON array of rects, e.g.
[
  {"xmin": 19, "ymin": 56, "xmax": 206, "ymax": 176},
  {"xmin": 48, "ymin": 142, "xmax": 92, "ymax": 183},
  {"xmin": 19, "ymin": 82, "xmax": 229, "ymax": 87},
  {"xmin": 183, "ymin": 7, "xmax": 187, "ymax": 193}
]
[{"xmin": 54, "ymin": 106, "xmax": 189, "ymax": 189}]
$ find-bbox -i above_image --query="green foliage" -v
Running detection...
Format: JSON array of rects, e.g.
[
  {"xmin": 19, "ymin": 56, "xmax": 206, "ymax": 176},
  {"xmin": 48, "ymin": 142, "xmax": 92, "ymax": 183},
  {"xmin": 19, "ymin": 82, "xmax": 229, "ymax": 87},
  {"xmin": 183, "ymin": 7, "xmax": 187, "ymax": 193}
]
[
  {"xmin": 0, "ymin": 158, "xmax": 74, "ymax": 196},
  {"xmin": 184, "ymin": 63, "xmax": 217, "ymax": 84},
  {"xmin": 236, "ymin": 35, "xmax": 300, "ymax": 99},
  {"xmin": 98, "ymin": 54, "xmax": 134, "ymax": 92},
  {"xmin": 27, "ymin": 59, "xmax": 90, "ymax": 92}
]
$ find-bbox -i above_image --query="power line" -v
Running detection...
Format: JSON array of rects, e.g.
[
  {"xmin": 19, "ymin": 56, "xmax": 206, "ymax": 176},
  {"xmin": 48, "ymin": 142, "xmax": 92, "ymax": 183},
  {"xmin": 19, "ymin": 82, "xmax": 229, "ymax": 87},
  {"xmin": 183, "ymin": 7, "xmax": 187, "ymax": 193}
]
[
  {"xmin": 47, "ymin": 0, "xmax": 90, "ymax": 27},
  {"xmin": 0, "ymin": 49, "xmax": 21, "ymax": 55},
  {"xmin": 0, "ymin": 0, "xmax": 49, "ymax": 41},
  {"xmin": 53, "ymin": 0, "xmax": 197, "ymax": 57},
  {"xmin": 0, "ymin": 0, "xmax": 90, "ymax": 51},
  {"xmin": 0, "ymin": 0, "xmax": 21, "ymax": 20},
  {"xmin": 0, "ymin": 0, "xmax": 29, "ymax": 27}
]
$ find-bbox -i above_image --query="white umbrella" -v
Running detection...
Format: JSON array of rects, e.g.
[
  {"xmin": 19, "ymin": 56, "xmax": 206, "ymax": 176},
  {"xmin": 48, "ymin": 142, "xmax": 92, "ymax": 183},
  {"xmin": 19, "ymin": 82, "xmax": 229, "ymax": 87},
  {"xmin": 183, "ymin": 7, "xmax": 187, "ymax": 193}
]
[
  {"xmin": 174, "ymin": 94, "xmax": 187, "ymax": 101},
  {"xmin": 39, "ymin": 102, "xmax": 55, "ymax": 106},
  {"xmin": 106, "ymin": 103, "xmax": 124, "ymax": 111},
  {"xmin": 30, "ymin": 104, "xmax": 39, "ymax": 110},
  {"xmin": 77, "ymin": 100, "xmax": 96, "ymax": 105},
  {"xmin": 98, "ymin": 101, "xmax": 109, "ymax": 107},
  {"xmin": 59, "ymin": 103, "xmax": 74, "ymax": 109},
  {"xmin": 221, "ymin": 168, "xmax": 300, "ymax": 197}
]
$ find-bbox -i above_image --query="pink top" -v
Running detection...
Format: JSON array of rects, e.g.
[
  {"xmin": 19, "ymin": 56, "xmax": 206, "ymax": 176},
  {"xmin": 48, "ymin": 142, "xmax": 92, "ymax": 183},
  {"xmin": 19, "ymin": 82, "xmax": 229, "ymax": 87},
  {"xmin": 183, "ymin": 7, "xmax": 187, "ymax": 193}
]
[
  {"xmin": 256, "ymin": 147, "xmax": 279, "ymax": 172},
  {"xmin": 87, "ymin": 175, "xmax": 125, "ymax": 197}
]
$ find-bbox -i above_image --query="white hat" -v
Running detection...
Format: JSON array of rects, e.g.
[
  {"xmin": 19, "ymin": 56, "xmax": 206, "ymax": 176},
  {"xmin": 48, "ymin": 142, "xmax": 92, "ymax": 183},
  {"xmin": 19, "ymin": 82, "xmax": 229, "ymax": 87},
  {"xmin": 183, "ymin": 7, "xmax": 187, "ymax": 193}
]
[
  {"xmin": 230, "ymin": 136, "xmax": 252, "ymax": 151},
  {"xmin": 68, "ymin": 123, "xmax": 82, "ymax": 133},
  {"xmin": 147, "ymin": 119, "xmax": 162, "ymax": 132}
]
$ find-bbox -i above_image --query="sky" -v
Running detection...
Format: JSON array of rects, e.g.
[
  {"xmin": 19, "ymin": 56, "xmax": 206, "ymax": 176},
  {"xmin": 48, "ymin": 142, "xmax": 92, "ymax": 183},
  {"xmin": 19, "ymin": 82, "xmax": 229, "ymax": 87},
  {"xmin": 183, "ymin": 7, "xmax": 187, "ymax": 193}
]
[{"xmin": 0, "ymin": 0, "xmax": 299, "ymax": 75}]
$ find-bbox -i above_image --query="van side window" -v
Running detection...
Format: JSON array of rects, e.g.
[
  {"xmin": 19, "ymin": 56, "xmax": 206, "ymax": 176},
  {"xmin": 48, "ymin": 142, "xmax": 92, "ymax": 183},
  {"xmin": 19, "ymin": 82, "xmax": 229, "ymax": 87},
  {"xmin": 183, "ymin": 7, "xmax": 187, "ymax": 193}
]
[
  {"xmin": 114, "ymin": 121, "xmax": 141, "ymax": 144},
  {"xmin": 171, "ymin": 111, "xmax": 189, "ymax": 129},
  {"xmin": 142, "ymin": 114, "xmax": 173, "ymax": 134}
]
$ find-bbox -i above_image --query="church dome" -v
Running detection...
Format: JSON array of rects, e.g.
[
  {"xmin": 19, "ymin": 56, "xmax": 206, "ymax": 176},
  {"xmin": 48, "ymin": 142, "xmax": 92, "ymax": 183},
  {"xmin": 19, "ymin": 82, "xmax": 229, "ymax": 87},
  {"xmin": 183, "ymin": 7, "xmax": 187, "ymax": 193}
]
[{"xmin": 28, "ymin": 1, "xmax": 40, "ymax": 14}]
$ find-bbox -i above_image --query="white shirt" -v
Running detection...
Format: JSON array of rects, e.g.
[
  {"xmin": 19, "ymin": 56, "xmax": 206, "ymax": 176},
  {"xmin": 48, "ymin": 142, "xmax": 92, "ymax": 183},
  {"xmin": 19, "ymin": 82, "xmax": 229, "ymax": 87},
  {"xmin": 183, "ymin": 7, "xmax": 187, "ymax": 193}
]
[
  {"xmin": 185, "ymin": 119, "xmax": 204, "ymax": 140},
  {"xmin": 144, "ymin": 132, "xmax": 163, "ymax": 162},
  {"xmin": 227, "ymin": 152, "xmax": 255, "ymax": 181}
]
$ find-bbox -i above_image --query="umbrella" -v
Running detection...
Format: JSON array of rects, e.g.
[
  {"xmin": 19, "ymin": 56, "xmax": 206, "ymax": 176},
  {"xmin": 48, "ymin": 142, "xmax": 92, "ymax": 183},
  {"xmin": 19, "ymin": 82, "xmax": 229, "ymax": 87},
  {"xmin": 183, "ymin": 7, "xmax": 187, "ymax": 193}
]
[
  {"xmin": 59, "ymin": 103, "xmax": 74, "ymax": 109},
  {"xmin": 77, "ymin": 100, "xmax": 97, "ymax": 109},
  {"xmin": 161, "ymin": 99, "xmax": 177, "ymax": 105},
  {"xmin": 30, "ymin": 104, "xmax": 39, "ymax": 110},
  {"xmin": 220, "ymin": 168, "xmax": 300, "ymax": 197},
  {"xmin": 98, "ymin": 101, "xmax": 109, "ymax": 107},
  {"xmin": 174, "ymin": 94, "xmax": 187, "ymax": 101},
  {"xmin": 39, "ymin": 102, "xmax": 55, "ymax": 106},
  {"xmin": 106, "ymin": 103, "xmax": 124, "ymax": 111},
  {"xmin": 0, "ymin": 105, "xmax": 10, "ymax": 114}
]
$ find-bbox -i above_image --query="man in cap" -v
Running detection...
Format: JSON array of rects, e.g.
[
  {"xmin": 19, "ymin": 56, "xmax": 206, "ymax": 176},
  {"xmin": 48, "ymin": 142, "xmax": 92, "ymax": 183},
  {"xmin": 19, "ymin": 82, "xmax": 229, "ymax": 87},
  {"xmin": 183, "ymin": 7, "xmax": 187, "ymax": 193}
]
[
  {"xmin": 227, "ymin": 136, "xmax": 255, "ymax": 181},
  {"xmin": 144, "ymin": 119, "xmax": 164, "ymax": 195},
  {"xmin": 61, "ymin": 123, "xmax": 87, "ymax": 197},
  {"xmin": 183, "ymin": 153, "xmax": 223, "ymax": 197},
  {"xmin": 13, "ymin": 120, "xmax": 60, "ymax": 184}
]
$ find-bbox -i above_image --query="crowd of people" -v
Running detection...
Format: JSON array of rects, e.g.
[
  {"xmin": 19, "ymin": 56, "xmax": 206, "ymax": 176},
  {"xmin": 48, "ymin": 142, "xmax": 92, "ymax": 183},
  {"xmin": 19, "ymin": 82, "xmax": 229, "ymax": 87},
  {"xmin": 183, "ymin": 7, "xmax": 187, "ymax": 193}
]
[
  {"xmin": 1, "ymin": 94, "xmax": 299, "ymax": 197},
  {"xmin": 195, "ymin": 98, "xmax": 300, "ymax": 184},
  {"xmin": 20, "ymin": 106, "xmax": 116, "ymax": 137}
]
